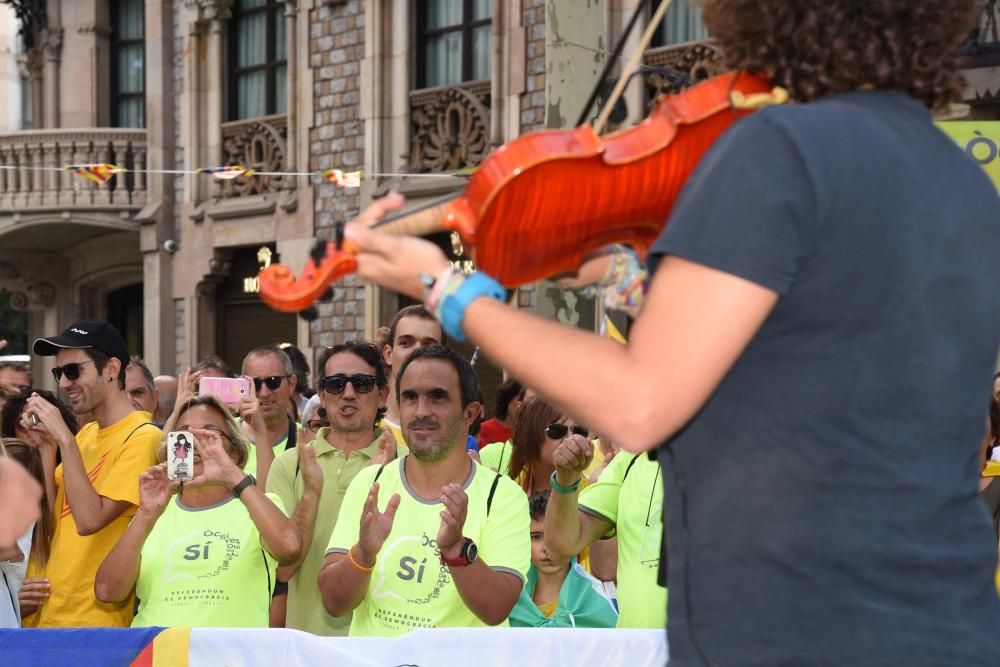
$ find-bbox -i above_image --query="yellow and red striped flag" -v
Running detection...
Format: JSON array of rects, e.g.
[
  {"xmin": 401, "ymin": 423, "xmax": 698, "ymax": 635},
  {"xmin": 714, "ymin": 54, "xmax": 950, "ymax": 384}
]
[{"xmin": 66, "ymin": 163, "xmax": 126, "ymax": 185}]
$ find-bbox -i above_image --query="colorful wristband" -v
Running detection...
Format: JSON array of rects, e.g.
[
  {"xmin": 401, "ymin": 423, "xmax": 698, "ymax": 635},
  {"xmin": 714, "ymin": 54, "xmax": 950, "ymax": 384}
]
[
  {"xmin": 347, "ymin": 545, "xmax": 375, "ymax": 573},
  {"xmin": 550, "ymin": 471, "xmax": 582, "ymax": 494},
  {"xmin": 439, "ymin": 271, "xmax": 506, "ymax": 342}
]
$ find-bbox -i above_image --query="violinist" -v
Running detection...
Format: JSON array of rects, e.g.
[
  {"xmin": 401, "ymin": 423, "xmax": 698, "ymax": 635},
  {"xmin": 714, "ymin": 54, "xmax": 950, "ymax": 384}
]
[{"xmin": 344, "ymin": 1, "xmax": 1000, "ymax": 664}]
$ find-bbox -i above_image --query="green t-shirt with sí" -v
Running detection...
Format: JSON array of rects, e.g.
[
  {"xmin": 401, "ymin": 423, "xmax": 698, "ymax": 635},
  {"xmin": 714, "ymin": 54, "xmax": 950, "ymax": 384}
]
[
  {"xmin": 327, "ymin": 456, "xmax": 530, "ymax": 637},
  {"xmin": 132, "ymin": 493, "xmax": 287, "ymax": 628}
]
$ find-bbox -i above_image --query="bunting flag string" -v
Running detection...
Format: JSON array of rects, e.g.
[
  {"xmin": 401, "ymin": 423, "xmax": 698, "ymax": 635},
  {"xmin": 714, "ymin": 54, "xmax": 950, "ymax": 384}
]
[
  {"xmin": 66, "ymin": 163, "xmax": 128, "ymax": 185},
  {"xmin": 0, "ymin": 162, "xmax": 475, "ymax": 189}
]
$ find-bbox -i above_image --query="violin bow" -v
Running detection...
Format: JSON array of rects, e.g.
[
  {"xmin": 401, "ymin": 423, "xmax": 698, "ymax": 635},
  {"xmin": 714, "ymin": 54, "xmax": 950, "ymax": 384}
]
[{"xmin": 592, "ymin": 0, "xmax": 676, "ymax": 135}]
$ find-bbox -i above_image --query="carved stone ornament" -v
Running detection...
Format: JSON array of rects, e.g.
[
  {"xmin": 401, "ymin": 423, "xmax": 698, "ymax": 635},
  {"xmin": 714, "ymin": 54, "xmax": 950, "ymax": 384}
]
[
  {"xmin": 40, "ymin": 27, "xmax": 63, "ymax": 59},
  {"xmin": 185, "ymin": 0, "xmax": 234, "ymax": 24},
  {"xmin": 407, "ymin": 82, "xmax": 492, "ymax": 174},
  {"xmin": 644, "ymin": 40, "xmax": 725, "ymax": 99},
  {"xmin": 220, "ymin": 115, "xmax": 289, "ymax": 198},
  {"xmin": 17, "ymin": 47, "xmax": 43, "ymax": 79}
]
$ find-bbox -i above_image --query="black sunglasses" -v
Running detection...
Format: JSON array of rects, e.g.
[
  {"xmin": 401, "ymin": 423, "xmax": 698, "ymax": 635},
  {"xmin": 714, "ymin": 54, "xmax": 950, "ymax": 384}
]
[
  {"xmin": 51, "ymin": 360, "xmax": 95, "ymax": 383},
  {"xmin": 545, "ymin": 423, "xmax": 589, "ymax": 440},
  {"xmin": 305, "ymin": 419, "xmax": 329, "ymax": 433},
  {"xmin": 320, "ymin": 374, "xmax": 378, "ymax": 395},
  {"xmin": 252, "ymin": 375, "xmax": 291, "ymax": 392}
]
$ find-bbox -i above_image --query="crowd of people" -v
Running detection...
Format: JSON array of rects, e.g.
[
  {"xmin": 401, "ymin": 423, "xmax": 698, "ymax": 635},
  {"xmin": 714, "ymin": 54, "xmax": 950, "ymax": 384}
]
[
  {"xmin": 6, "ymin": 2, "xmax": 1000, "ymax": 664},
  {"xmin": 0, "ymin": 307, "xmax": 657, "ymax": 636}
]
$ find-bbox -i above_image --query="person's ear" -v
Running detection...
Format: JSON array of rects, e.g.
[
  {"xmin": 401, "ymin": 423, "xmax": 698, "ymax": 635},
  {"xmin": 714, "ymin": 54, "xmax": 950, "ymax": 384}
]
[
  {"xmin": 378, "ymin": 383, "xmax": 389, "ymax": 408},
  {"xmin": 463, "ymin": 401, "xmax": 483, "ymax": 428},
  {"xmin": 382, "ymin": 344, "xmax": 393, "ymax": 368},
  {"xmin": 288, "ymin": 374, "xmax": 297, "ymax": 392}
]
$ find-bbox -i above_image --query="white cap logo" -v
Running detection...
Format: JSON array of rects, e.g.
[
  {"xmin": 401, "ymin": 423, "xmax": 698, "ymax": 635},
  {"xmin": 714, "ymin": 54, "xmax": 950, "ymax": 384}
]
[{"xmin": 70, "ymin": 328, "xmax": 89, "ymax": 335}]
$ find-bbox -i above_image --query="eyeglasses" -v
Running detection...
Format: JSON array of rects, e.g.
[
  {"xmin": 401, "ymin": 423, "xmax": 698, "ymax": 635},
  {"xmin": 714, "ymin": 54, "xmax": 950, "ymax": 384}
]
[
  {"xmin": 51, "ymin": 360, "xmax": 95, "ymax": 383},
  {"xmin": 545, "ymin": 423, "xmax": 589, "ymax": 440},
  {"xmin": 319, "ymin": 374, "xmax": 378, "ymax": 395},
  {"xmin": 305, "ymin": 419, "xmax": 329, "ymax": 433},
  {"xmin": 252, "ymin": 375, "xmax": 291, "ymax": 392}
]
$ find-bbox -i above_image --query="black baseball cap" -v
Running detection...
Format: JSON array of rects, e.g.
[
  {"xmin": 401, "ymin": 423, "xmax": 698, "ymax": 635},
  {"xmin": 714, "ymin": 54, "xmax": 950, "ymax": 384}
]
[{"xmin": 33, "ymin": 320, "xmax": 130, "ymax": 365}]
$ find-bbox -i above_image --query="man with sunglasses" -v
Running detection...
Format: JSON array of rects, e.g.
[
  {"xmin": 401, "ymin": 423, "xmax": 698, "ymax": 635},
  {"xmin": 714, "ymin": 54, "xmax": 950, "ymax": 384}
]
[
  {"xmin": 266, "ymin": 341, "xmax": 401, "ymax": 636},
  {"xmin": 0, "ymin": 361, "xmax": 31, "ymax": 396},
  {"xmin": 240, "ymin": 345, "xmax": 300, "ymax": 483},
  {"xmin": 20, "ymin": 320, "xmax": 160, "ymax": 628},
  {"xmin": 320, "ymin": 345, "xmax": 529, "ymax": 636}
]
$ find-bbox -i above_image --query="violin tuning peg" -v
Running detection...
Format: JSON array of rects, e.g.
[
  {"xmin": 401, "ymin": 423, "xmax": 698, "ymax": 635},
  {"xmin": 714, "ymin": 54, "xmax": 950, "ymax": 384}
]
[
  {"xmin": 298, "ymin": 307, "xmax": 319, "ymax": 322},
  {"xmin": 310, "ymin": 239, "xmax": 328, "ymax": 268}
]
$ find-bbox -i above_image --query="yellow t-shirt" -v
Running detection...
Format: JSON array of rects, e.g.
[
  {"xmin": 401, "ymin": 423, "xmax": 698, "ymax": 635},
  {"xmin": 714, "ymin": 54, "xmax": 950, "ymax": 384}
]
[
  {"xmin": 132, "ymin": 493, "xmax": 287, "ymax": 628},
  {"xmin": 327, "ymin": 456, "xmax": 531, "ymax": 636},
  {"xmin": 24, "ymin": 412, "xmax": 161, "ymax": 628},
  {"xmin": 537, "ymin": 598, "xmax": 558, "ymax": 618}
]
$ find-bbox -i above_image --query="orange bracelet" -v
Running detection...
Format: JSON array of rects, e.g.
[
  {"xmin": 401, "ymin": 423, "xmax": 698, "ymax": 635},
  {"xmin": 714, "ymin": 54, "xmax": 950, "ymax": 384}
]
[{"xmin": 347, "ymin": 545, "xmax": 375, "ymax": 573}]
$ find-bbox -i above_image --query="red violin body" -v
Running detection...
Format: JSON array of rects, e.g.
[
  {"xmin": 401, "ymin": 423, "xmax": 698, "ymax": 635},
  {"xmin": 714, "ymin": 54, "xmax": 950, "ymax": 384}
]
[{"xmin": 259, "ymin": 71, "xmax": 777, "ymax": 313}]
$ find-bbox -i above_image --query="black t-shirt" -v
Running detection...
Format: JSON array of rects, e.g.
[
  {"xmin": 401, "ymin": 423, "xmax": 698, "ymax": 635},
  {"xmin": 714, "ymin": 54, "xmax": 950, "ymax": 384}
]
[{"xmin": 650, "ymin": 92, "xmax": 1000, "ymax": 666}]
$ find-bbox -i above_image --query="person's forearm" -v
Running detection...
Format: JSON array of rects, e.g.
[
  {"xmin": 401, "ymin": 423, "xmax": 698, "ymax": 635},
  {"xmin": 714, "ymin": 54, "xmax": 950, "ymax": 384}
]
[
  {"xmin": 94, "ymin": 511, "xmax": 156, "ymax": 603},
  {"xmin": 59, "ymin": 436, "xmax": 120, "ymax": 535},
  {"xmin": 318, "ymin": 553, "xmax": 371, "ymax": 617},
  {"xmin": 463, "ymin": 299, "xmax": 654, "ymax": 450},
  {"xmin": 280, "ymin": 487, "xmax": 321, "ymax": 575},
  {"xmin": 39, "ymin": 445, "xmax": 58, "ymax": 515},
  {"xmin": 236, "ymin": 480, "xmax": 301, "ymax": 564},
  {"xmin": 589, "ymin": 537, "xmax": 618, "ymax": 582},
  {"xmin": 544, "ymin": 484, "xmax": 586, "ymax": 558},
  {"xmin": 449, "ymin": 562, "xmax": 521, "ymax": 625}
]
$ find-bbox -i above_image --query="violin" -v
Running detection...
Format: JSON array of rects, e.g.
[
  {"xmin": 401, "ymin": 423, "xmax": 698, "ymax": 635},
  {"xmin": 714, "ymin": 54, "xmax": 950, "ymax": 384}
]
[{"xmin": 259, "ymin": 70, "xmax": 786, "ymax": 314}]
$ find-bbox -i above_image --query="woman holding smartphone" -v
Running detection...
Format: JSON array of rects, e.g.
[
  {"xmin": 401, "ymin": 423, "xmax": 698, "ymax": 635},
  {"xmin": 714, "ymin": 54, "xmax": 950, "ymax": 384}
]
[{"xmin": 94, "ymin": 395, "xmax": 319, "ymax": 628}]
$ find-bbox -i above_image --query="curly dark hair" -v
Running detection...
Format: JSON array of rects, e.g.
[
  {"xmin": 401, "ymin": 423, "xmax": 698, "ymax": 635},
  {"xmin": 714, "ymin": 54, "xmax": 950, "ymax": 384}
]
[
  {"xmin": 700, "ymin": 0, "xmax": 977, "ymax": 110},
  {"xmin": 2, "ymin": 389, "xmax": 79, "ymax": 438},
  {"xmin": 317, "ymin": 341, "xmax": 388, "ymax": 426}
]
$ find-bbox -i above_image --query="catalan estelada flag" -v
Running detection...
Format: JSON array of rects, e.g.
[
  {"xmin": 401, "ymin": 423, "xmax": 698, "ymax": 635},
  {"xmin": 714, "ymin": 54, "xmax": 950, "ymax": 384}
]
[
  {"xmin": 65, "ymin": 163, "xmax": 126, "ymax": 185},
  {"xmin": 0, "ymin": 627, "xmax": 187, "ymax": 667},
  {"xmin": 197, "ymin": 165, "xmax": 256, "ymax": 180},
  {"xmin": 322, "ymin": 168, "xmax": 362, "ymax": 188}
]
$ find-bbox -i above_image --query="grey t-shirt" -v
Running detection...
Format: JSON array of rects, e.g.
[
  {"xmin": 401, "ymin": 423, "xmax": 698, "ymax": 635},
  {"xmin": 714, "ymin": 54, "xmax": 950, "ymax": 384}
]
[{"xmin": 651, "ymin": 91, "xmax": 1000, "ymax": 666}]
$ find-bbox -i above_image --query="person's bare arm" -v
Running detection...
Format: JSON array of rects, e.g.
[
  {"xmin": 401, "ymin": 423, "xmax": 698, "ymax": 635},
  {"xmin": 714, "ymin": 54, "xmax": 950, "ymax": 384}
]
[
  {"xmin": 346, "ymin": 196, "xmax": 779, "ymax": 453},
  {"xmin": 543, "ymin": 436, "xmax": 615, "ymax": 559},
  {"xmin": 94, "ymin": 464, "xmax": 176, "ymax": 603},
  {"xmin": 24, "ymin": 394, "xmax": 130, "ymax": 535},
  {"xmin": 318, "ymin": 484, "xmax": 400, "ymax": 617},
  {"xmin": 272, "ymin": 444, "xmax": 324, "ymax": 578}
]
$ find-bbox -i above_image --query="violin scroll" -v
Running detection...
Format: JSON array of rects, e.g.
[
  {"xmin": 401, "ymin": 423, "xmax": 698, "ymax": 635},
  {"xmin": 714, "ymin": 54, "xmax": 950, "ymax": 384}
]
[{"xmin": 259, "ymin": 240, "xmax": 358, "ymax": 314}]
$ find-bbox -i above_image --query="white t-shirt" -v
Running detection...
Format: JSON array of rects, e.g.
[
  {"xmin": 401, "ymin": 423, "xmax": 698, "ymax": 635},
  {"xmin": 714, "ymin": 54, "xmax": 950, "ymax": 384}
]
[{"xmin": 1, "ymin": 526, "xmax": 33, "ymax": 627}]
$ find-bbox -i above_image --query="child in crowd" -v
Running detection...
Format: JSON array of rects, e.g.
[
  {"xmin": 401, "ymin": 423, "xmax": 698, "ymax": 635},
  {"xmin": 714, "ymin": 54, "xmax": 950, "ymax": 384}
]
[{"xmin": 509, "ymin": 491, "xmax": 617, "ymax": 628}]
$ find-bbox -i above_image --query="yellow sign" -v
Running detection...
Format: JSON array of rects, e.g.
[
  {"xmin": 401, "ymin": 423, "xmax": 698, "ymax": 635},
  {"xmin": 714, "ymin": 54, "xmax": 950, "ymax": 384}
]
[{"xmin": 936, "ymin": 122, "xmax": 1000, "ymax": 190}]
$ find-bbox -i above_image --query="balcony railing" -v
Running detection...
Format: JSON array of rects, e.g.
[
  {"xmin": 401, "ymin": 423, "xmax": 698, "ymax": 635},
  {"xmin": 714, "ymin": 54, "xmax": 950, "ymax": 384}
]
[
  {"xmin": 643, "ymin": 38, "xmax": 724, "ymax": 100},
  {"xmin": 962, "ymin": 0, "xmax": 1000, "ymax": 69},
  {"xmin": 0, "ymin": 128, "xmax": 147, "ymax": 210}
]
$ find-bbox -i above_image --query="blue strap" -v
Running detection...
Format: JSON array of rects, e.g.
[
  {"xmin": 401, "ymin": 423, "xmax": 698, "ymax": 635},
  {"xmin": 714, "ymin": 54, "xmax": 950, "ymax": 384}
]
[{"xmin": 439, "ymin": 272, "xmax": 506, "ymax": 342}]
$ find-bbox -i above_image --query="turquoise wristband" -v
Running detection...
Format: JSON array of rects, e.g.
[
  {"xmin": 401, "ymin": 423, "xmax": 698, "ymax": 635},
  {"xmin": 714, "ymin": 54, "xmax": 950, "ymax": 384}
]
[
  {"xmin": 550, "ymin": 471, "xmax": 581, "ymax": 495},
  {"xmin": 439, "ymin": 271, "xmax": 506, "ymax": 342}
]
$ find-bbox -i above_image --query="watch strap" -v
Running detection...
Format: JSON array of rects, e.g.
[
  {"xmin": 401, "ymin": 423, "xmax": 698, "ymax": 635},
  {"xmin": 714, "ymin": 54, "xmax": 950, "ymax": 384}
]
[
  {"xmin": 232, "ymin": 474, "xmax": 256, "ymax": 498},
  {"xmin": 441, "ymin": 538, "xmax": 476, "ymax": 567}
]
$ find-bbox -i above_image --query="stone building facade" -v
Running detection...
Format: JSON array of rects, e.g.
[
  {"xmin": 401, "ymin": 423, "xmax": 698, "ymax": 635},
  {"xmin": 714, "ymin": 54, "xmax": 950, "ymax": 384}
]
[{"xmin": 3, "ymin": 0, "xmax": 995, "ymax": 394}]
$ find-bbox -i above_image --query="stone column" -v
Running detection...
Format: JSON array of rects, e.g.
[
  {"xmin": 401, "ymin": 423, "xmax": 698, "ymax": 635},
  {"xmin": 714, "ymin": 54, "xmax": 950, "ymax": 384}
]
[
  {"xmin": 40, "ymin": 27, "xmax": 62, "ymax": 128},
  {"xmin": 543, "ymin": 0, "xmax": 603, "ymax": 129},
  {"xmin": 139, "ymin": 0, "xmax": 177, "ymax": 376}
]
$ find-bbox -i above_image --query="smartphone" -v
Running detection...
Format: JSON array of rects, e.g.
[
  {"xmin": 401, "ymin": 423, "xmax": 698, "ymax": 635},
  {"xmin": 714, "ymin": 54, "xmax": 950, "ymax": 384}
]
[
  {"xmin": 199, "ymin": 376, "xmax": 250, "ymax": 406},
  {"xmin": 167, "ymin": 431, "xmax": 195, "ymax": 481}
]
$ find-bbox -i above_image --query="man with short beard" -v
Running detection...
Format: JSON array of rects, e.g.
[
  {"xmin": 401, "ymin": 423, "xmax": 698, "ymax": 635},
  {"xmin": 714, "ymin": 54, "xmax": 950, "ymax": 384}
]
[
  {"xmin": 320, "ymin": 345, "xmax": 529, "ymax": 636},
  {"xmin": 20, "ymin": 320, "xmax": 160, "ymax": 627},
  {"xmin": 125, "ymin": 357, "xmax": 159, "ymax": 423},
  {"xmin": 266, "ymin": 341, "xmax": 400, "ymax": 635}
]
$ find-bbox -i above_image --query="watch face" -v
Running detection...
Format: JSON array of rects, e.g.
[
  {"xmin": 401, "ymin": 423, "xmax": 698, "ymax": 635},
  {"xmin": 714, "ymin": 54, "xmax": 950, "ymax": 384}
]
[{"xmin": 464, "ymin": 540, "xmax": 478, "ymax": 563}]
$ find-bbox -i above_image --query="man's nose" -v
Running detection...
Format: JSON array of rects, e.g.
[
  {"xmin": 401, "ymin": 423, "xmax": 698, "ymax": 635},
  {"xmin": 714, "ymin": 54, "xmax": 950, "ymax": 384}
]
[
  {"xmin": 59, "ymin": 374, "xmax": 73, "ymax": 391},
  {"xmin": 342, "ymin": 381, "xmax": 358, "ymax": 398}
]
